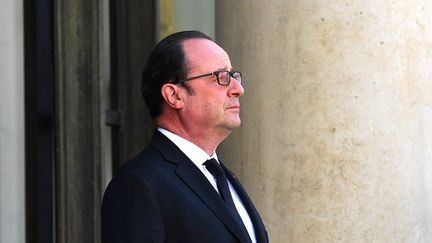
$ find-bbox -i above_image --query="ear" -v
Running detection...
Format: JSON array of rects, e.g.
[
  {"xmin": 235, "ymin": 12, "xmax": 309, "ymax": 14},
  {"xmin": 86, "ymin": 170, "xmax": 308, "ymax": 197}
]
[{"xmin": 161, "ymin": 83, "xmax": 184, "ymax": 109}]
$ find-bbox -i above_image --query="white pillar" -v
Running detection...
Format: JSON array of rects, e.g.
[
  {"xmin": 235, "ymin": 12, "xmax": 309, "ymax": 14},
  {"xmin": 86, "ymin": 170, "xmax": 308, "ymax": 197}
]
[
  {"xmin": 217, "ymin": 1, "xmax": 432, "ymax": 242},
  {"xmin": 0, "ymin": 0, "xmax": 25, "ymax": 242}
]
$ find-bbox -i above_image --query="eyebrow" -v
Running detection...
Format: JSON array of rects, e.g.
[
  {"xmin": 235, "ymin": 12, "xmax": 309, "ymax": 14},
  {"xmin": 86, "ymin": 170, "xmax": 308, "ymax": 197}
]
[{"xmin": 215, "ymin": 66, "xmax": 234, "ymax": 72}]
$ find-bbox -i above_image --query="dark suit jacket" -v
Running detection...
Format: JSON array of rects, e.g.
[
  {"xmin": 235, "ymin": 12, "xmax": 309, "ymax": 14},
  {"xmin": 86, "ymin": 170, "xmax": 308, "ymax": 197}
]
[{"xmin": 102, "ymin": 131, "xmax": 268, "ymax": 243}]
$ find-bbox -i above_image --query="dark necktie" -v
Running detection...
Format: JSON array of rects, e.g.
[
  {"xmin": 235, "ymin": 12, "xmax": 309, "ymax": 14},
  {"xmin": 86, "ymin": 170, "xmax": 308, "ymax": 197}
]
[
  {"xmin": 204, "ymin": 159, "xmax": 250, "ymax": 221},
  {"xmin": 203, "ymin": 159, "xmax": 252, "ymax": 242},
  {"xmin": 203, "ymin": 158, "xmax": 238, "ymax": 210}
]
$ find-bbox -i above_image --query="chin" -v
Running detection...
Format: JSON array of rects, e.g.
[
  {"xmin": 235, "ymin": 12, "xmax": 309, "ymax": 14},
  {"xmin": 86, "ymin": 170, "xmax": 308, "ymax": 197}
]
[
  {"xmin": 227, "ymin": 119, "xmax": 242, "ymax": 129},
  {"xmin": 219, "ymin": 116, "xmax": 241, "ymax": 130}
]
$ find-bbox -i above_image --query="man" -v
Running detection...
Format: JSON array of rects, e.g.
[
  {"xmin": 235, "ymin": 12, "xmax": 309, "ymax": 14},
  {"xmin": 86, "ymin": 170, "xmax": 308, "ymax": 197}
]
[{"xmin": 101, "ymin": 31, "xmax": 268, "ymax": 243}]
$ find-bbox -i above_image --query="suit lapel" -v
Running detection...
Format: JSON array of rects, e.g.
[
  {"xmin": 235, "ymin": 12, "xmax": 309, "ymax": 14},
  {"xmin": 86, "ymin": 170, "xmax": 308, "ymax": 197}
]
[
  {"xmin": 222, "ymin": 163, "xmax": 269, "ymax": 243},
  {"xmin": 150, "ymin": 131, "xmax": 252, "ymax": 243}
]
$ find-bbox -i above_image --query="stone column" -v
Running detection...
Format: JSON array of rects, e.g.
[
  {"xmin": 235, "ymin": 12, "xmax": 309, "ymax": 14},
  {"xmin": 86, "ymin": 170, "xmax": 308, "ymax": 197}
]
[
  {"xmin": 217, "ymin": 1, "xmax": 432, "ymax": 242},
  {"xmin": 54, "ymin": 1, "xmax": 104, "ymax": 242}
]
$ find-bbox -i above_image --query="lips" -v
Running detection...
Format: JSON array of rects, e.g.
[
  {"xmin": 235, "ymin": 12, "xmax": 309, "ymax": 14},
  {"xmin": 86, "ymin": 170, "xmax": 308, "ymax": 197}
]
[{"xmin": 227, "ymin": 105, "xmax": 240, "ymax": 110}]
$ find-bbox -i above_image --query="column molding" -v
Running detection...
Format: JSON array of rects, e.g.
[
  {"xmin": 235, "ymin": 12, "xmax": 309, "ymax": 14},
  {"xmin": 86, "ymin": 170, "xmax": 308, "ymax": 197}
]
[{"xmin": 54, "ymin": 0, "xmax": 102, "ymax": 242}]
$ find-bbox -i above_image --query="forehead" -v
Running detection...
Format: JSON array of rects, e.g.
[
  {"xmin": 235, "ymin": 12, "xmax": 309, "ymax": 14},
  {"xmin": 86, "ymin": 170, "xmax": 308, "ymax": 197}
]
[{"xmin": 182, "ymin": 38, "xmax": 232, "ymax": 71}]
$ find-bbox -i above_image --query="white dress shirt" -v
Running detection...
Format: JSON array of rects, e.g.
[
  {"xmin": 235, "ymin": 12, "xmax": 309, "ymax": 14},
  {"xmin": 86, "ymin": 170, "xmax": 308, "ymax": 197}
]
[{"xmin": 158, "ymin": 128, "xmax": 257, "ymax": 243}]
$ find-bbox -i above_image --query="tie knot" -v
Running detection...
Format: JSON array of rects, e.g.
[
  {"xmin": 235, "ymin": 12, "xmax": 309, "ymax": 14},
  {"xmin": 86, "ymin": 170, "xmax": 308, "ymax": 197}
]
[{"xmin": 203, "ymin": 158, "xmax": 224, "ymax": 177}]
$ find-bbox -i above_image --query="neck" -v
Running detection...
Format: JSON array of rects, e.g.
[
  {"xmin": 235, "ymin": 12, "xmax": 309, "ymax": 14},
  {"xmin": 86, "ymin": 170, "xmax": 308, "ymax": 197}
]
[{"xmin": 157, "ymin": 118, "xmax": 230, "ymax": 156}]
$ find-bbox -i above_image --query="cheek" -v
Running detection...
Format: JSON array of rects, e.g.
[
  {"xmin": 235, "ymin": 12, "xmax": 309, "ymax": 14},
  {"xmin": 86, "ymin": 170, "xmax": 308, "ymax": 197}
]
[
  {"xmin": 184, "ymin": 97, "xmax": 214, "ymax": 118},
  {"xmin": 184, "ymin": 92, "xmax": 226, "ymax": 118},
  {"xmin": 203, "ymin": 97, "xmax": 225, "ymax": 113},
  {"xmin": 198, "ymin": 100, "xmax": 216, "ymax": 116}
]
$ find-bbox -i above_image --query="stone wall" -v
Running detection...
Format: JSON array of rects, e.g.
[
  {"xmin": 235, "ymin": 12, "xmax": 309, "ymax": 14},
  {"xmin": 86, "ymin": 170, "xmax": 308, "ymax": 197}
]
[{"xmin": 217, "ymin": 1, "xmax": 432, "ymax": 242}]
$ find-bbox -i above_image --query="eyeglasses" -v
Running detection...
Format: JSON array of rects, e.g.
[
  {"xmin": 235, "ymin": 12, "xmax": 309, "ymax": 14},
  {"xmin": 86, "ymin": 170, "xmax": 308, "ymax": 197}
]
[{"xmin": 175, "ymin": 70, "xmax": 242, "ymax": 86}]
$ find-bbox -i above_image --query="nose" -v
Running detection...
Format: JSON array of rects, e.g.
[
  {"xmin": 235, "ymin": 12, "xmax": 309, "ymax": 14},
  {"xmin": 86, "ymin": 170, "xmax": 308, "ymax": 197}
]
[{"xmin": 228, "ymin": 78, "xmax": 244, "ymax": 97}]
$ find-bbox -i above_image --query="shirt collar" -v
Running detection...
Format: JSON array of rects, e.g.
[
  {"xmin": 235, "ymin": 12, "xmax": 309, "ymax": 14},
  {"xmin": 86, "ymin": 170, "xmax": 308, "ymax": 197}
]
[{"xmin": 158, "ymin": 128, "xmax": 219, "ymax": 166}]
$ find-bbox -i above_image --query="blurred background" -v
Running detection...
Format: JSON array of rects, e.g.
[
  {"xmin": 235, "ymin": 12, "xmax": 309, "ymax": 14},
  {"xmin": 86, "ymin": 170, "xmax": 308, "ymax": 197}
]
[{"xmin": 1, "ymin": 0, "xmax": 432, "ymax": 242}]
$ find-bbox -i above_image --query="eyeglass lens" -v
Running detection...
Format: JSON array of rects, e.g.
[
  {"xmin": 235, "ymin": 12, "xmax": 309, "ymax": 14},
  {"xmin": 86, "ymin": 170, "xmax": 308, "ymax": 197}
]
[{"xmin": 217, "ymin": 71, "xmax": 241, "ymax": 85}]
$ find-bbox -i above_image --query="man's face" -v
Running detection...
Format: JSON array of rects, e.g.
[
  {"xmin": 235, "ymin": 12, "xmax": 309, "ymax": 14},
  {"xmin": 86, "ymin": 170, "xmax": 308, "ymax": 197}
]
[{"xmin": 180, "ymin": 38, "xmax": 245, "ymax": 135}]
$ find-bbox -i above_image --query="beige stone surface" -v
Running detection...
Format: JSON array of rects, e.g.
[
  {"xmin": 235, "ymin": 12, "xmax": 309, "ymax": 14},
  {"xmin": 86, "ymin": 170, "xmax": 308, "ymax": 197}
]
[{"xmin": 216, "ymin": 1, "xmax": 432, "ymax": 242}]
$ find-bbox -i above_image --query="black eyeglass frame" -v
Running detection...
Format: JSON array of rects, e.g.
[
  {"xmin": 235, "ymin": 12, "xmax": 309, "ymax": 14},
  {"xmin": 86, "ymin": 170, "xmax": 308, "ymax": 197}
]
[{"xmin": 173, "ymin": 70, "xmax": 242, "ymax": 86}]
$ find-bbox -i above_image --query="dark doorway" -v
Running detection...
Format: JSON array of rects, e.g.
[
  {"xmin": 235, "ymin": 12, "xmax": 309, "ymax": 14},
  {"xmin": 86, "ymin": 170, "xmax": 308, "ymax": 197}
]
[
  {"xmin": 109, "ymin": 0, "xmax": 156, "ymax": 171},
  {"xmin": 24, "ymin": 0, "xmax": 157, "ymax": 242},
  {"xmin": 24, "ymin": 0, "xmax": 55, "ymax": 242}
]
